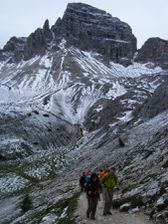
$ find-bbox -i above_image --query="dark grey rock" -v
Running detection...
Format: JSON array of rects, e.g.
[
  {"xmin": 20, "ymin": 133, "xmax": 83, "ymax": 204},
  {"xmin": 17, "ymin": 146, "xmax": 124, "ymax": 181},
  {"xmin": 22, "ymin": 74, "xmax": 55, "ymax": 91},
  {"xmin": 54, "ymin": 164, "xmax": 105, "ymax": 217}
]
[
  {"xmin": 139, "ymin": 78, "xmax": 168, "ymax": 119},
  {"xmin": 84, "ymin": 98, "xmax": 122, "ymax": 131},
  {"xmin": 119, "ymin": 203, "xmax": 131, "ymax": 212},
  {"xmin": 24, "ymin": 20, "xmax": 54, "ymax": 60},
  {"xmin": 52, "ymin": 3, "xmax": 137, "ymax": 65},
  {"xmin": 136, "ymin": 37, "xmax": 168, "ymax": 69},
  {"xmin": 2, "ymin": 36, "xmax": 27, "ymax": 62},
  {"xmin": 156, "ymin": 195, "xmax": 168, "ymax": 212},
  {"xmin": 24, "ymin": 28, "xmax": 47, "ymax": 60},
  {"xmin": 0, "ymin": 49, "xmax": 3, "ymax": 60},
  {"xmin": 43, "ymin": 19, "xmax": 53, "ymax": 43}
]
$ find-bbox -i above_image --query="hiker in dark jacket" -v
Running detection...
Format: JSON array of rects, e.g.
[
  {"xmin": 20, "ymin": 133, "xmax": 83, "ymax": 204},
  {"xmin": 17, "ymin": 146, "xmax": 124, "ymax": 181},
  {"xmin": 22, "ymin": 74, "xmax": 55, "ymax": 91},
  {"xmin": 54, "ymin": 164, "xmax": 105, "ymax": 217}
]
[
  {"xmin": 79, "ymin": 172, "xmax": 86, "ymax": 192},
  {"xmin": 86, "ymin": 173, "xmax": 101, "ymax": 220}
]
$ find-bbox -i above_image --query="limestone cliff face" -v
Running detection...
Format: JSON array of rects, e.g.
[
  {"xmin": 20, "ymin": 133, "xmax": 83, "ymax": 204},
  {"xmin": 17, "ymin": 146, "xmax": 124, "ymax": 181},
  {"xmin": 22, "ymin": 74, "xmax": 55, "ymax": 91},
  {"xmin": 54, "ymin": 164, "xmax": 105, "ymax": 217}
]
[
  {"xmin": 136, "ymin": 37, "xmax": 168, "ymax": 69},
  {"xmin": 0, "ymin": 3, "xmax": 137, "ymax": 65},
  {"xmin": 139, "ymin": 77, "xmax": 168, "ymax": 119},
  {"xmin": 2, "ymin": 36, "xmax": 27, "ymax": 62},
  {"xmin": 24, "ymin": 19, "xmax": 52, "ymax": 60},
  {"xmin": 51, "ymin": 3, "xmax": 137, "ymax": 65}
]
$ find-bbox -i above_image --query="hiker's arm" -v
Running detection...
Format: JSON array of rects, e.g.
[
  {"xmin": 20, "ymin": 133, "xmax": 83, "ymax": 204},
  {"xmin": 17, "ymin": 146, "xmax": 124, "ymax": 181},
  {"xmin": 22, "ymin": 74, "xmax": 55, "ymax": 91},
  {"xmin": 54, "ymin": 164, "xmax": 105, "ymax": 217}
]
[{"xmin": 100, "ymin": 174, "xmax": 105, "ymax": 184}]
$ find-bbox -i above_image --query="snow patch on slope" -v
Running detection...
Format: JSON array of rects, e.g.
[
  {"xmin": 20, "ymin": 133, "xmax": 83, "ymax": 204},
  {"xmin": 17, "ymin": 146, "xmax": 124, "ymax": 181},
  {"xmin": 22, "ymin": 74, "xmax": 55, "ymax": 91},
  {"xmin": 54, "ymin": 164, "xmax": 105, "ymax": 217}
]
[
  {"xmin": 106, "ymin": 81, "xmax": 127, "ymax": 99},
  {"xmin": 110, "ymin": 62, "xmax": 162, "ymax": 78}
]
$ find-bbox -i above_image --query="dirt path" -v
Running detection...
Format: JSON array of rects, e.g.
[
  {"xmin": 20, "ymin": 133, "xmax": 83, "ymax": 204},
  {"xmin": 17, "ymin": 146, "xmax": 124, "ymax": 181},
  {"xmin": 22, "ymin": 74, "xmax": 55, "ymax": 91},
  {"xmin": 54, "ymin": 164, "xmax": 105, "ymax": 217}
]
[{"xmin": 75, "ymin": 193, "xmax": 153, "ymax": 224}]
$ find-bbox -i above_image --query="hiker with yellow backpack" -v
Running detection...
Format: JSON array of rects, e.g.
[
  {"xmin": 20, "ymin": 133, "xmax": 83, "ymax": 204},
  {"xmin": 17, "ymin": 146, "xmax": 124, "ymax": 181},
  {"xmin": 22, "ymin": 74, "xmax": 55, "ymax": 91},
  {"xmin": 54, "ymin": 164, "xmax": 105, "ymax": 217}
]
[{"xmin": 101, "ymin": 167, "xmax": 119, "ymax": 216}]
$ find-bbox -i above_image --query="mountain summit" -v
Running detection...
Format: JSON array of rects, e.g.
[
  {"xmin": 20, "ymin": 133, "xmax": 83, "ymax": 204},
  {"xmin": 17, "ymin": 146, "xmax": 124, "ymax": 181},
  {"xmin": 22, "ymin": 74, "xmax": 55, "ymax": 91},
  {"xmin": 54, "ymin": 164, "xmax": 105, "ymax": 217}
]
[
  {"xmin": 51, "ymin": 3, "xmax": 137, "ymax": 65},
  {"xmin": 1, "ymin": 3, "xmax": 137, "ymax": 65}
]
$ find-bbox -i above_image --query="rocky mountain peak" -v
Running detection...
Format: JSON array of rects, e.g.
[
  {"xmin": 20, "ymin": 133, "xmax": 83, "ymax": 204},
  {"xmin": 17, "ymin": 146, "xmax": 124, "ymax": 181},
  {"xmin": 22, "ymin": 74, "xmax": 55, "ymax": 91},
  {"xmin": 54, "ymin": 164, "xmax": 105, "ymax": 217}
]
[
  {"xmin": 1, "ymin": 36, "xmax": 27, "ymax": 62},
  {"xmin": 24, "ymin": 19, "xmax": 53, "ymax": 60},
  {"xmin": 3, "ymin": 36, "xmax": 26, "ymax": 52},
  {"xmin": 136, "ymin": 37, "xmax": 168, "ymax": 69},
  {"xmin": 1, "ymin": 3, "xmax": 137, "ymax": 65},
  {"xmin": 43, "ymin": 19, "xmax": 53, "ymax": 42},
  {"xmin": 24, "ymin": 28, "xmax": 47, "ymax": 60},
  {"xmin": 52, "ymin": 2, "xmax": 137, "ymax": 65}
]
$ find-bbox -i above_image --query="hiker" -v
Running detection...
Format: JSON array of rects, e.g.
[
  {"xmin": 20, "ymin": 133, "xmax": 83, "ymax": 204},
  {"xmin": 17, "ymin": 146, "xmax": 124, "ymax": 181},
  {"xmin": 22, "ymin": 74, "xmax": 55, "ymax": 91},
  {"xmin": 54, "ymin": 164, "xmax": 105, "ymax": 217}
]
[
  {"xmin": 98, "ymin": 169, "xmax": 104, "ymax": 180},
  {"xmin": 79, "ymin": 172, "xmax": 86, "ymax": 192},
  {"xmin": 86, "ymin": 173, "xmax": 101, "ymax": 220},
  {"xmin": 85, "ymin": 170, "xmax": 92, "ymax": 182},
  {"xmin": 98, "ymin": 169, "xmax": 104, "ymax": 193},
  {"xmin": 101, "ymin": 167, "xmax": 118, "ymax": 216}
]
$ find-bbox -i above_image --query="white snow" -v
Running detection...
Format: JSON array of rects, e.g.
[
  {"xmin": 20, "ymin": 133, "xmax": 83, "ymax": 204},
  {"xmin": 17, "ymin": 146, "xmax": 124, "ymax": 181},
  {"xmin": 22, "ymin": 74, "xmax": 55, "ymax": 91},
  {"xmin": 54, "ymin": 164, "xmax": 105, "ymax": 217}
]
[
  {"xmin": 106, "ymin": 81, "xmax": 127, "ymax": 99},
  {"xmin": 156, "ymin": 197, "xmax": 165, "ymax": 206},
  {"xmin": 95, "ymin": 105, "xmax": 103, "ymax": 112},
  {"xmin": 58, "ymin": 38, "xmax": 67, "ymax": 50},
  {"xmin": 24, "ymin": 164, "xmax": 52, "ymax": 180},
  {"xmin": 60, "ymin": 207, "xmax": 68, "ymax": 218},
  {"xmin": 117, "ymin": 111, "xmax": 133, "ymax": 123},
  {"xmin": 26, "ymin": 55, "xmax": 40, "ymax": 66},
  {"xmin": 0, "ymin": 45, "xmax": 164, "ymax": 127},
  {"xmin": 41, "ymin": 214, "xmax": 58, "ymax": 224},
  {"xmin": 71, "ymin": 48, "xmax": 162, "ymax": 80},
  {"xmin": 105, "ymin": 38, "xmax": 129, "ymax": 44},
  {"xmin": 39, "ymin": 54, "xmax": 53, "ymax": 68},
  {"xmin": 0, "ymin": 174, "xmax": 29, "ymax": 193},
  {"xmin": 110, "ymin": 62, "xmax": 162, "ymax": 78}
]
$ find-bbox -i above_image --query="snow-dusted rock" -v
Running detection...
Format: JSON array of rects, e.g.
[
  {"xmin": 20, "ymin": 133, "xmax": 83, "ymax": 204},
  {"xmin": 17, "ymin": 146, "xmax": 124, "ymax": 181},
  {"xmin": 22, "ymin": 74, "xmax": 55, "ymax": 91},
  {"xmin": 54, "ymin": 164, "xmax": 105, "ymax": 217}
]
[{"xmin": 120, "ymin": 203, "xmax": 132, "ymax": 212}]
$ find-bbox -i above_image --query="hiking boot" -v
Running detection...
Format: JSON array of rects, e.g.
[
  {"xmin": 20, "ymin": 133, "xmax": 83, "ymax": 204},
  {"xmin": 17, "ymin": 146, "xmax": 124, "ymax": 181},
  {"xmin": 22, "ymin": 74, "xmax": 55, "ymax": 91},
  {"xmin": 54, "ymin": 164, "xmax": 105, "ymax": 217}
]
[
  {"xmin": 86, "ymin": 211, "xmax": 90, "ymax": 218},
  {"xmin": 91, "ymin": 217, "xmax": 96, "ymax": 220}
]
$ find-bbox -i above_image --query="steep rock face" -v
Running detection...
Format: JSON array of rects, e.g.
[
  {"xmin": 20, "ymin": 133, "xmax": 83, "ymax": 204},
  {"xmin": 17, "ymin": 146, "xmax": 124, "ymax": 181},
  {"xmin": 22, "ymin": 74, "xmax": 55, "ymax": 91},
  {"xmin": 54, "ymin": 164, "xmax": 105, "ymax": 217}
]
[
  {"xmin": 43, "ymin": 19, "xmax": 53, "ymax": 42},
  {"xmin": 24, "ymin": 28, "xmax": 46, "ymax": 60},
  {"xmin": 139, "ymin": 77, "xmax": 168, "ymax": 119},
  {"xmin": 84, "ymin": 98, "xmax": 123, "ymax": 131},
  {"xmin": 136, "ymin": 37, "xmax": 168, "ymax": 69},
  {"xmin": 2, "ymin": 36, "xmax": 27, "ymax": 62},
  {"xmin": 52, "ymin": 3, "xmax": 137, "ymax": 65},
  {"xmin": 24, "ymin": 20, "xmax": 53, "ymax": 60}
]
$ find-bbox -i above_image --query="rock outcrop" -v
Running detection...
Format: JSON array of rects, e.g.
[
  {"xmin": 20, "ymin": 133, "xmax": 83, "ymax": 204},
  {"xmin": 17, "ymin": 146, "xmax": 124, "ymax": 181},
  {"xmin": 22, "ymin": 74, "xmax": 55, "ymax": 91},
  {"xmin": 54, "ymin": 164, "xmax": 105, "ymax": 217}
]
[
  {"xmin": 139, "ymin": 77, "xmax": 168, "ymax": 119},
  {"xmin": 136, "ymin": 37, "xmax": 168, "ymax": 69},
  {"xmin": 43, "ymin": 19, "xmax": 53, "ymax": 42},
  {"xmin": 2, "ymin": 36, "xmax": 27, "ymax": 62},
  {"xmin": 24, "ymin": 28, "xmax": 47, "ymax": 60},
  {"xmin": 0, "ymin": 3, "xmax": 138, "ymax": 64},
  {"xmin": 52, "ymin": 3, "xmax": 137, "ymax": 65},
  {"xmin": 24, "ymin": 20, "xmax": 53, "ymax": 60},
  {"xmin": 84, "ymin": 98, "xmax": 122, "ymax": 131},
  {"xmin": 1, "ymin": 20, "xmax": 53, "ymax": 61}
]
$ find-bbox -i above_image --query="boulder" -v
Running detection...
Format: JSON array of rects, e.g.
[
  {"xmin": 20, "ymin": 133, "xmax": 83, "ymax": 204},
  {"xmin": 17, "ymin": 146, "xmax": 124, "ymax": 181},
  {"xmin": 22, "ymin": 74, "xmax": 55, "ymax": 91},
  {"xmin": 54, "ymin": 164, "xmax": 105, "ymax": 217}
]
[
  {"xmin": 119, "ymin": 203, "xmax": 132, "ymax": 212},
  {"xmin": 156, "ymin": 196, "xmax": 168, "ymax": 211}
]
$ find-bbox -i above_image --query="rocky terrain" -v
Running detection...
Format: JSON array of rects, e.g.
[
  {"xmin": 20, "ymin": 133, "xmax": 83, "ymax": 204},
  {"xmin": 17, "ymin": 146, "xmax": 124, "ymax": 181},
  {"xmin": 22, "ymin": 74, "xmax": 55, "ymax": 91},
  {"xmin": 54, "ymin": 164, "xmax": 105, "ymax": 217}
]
[
  {"xmin": 0, "ymin": 2, "xmax": 168, "ymax": 224},
  {"xmin": 136, "ymin": 38, "xmax": 168, "ymax": 69},
  {"xmin": 75, "ymin": 193, "xmax": 153, "ymax": 223}
]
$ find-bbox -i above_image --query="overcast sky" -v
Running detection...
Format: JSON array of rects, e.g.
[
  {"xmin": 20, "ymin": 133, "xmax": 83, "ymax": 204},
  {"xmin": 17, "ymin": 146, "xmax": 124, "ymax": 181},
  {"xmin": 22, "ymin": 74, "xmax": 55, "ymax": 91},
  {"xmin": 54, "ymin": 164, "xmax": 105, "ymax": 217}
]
[{"xmin": 0, "ymin": 0, "xmax": 167, "ymax": 49}]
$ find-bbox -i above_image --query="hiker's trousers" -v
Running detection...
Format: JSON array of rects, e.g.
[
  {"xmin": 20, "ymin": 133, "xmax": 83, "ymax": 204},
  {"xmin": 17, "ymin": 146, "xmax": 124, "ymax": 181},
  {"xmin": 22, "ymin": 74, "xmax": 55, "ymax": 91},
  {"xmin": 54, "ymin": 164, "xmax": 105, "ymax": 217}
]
[
  {"xmin": 87, "ymin": 196, "xmax": 99, "ymax": 218},
  {"xmin": 103, "ymin": 189, "xmax": 113, "ymax": 214}
]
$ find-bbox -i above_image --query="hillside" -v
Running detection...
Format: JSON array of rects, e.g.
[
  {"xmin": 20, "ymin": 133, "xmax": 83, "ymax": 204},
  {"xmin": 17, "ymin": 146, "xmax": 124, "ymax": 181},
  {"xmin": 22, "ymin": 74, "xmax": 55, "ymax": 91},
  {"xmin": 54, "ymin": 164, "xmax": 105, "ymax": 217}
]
[{"xmin": 0, "ymin": 3, "xmax": 168, "ymax": 223}]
